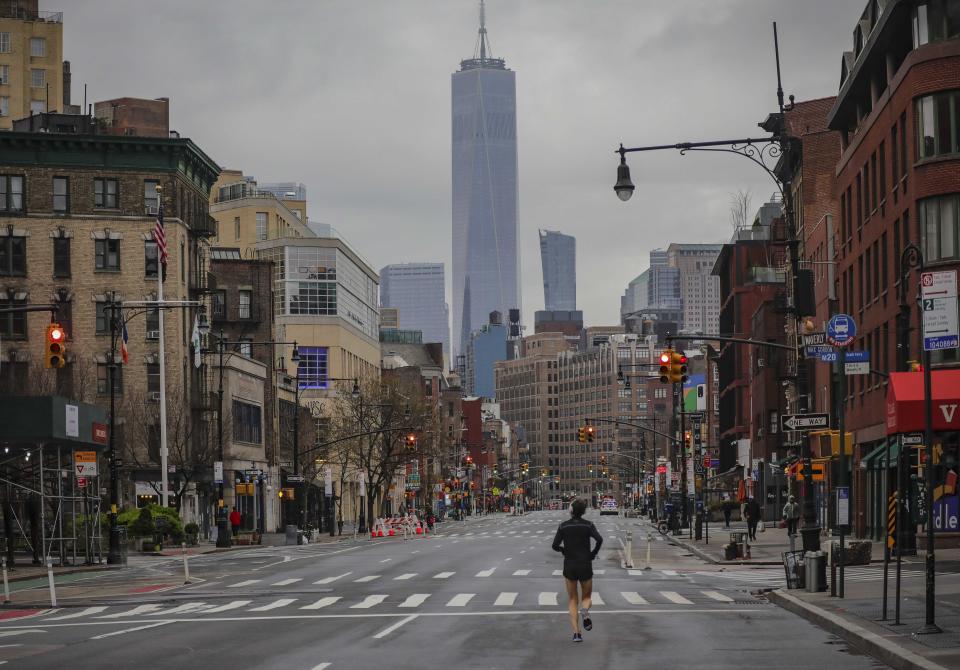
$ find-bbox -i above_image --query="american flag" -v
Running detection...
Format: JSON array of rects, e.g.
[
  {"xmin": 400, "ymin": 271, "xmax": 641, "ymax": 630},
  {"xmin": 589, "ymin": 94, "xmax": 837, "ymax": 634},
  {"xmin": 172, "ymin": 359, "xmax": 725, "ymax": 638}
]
[
  {"xmin": 120, "ymin": 319, "xmax": 129, "ymax": 365},
  {"xmin": 153, "ymin": 197, "xmax": 168, "ymax": 267}
]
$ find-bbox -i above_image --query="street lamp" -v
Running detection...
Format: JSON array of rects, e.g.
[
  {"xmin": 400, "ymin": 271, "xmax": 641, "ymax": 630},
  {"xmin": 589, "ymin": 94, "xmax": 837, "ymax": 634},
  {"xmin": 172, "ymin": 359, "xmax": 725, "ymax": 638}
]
[{"xmin": 614, "ymin": 144, "xmax": 635, "ymax": 202}]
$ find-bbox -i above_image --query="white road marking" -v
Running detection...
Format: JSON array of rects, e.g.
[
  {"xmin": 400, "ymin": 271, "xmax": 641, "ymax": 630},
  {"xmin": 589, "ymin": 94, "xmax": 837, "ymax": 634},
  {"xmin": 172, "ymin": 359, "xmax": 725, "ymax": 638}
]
[
  {"xmin": 373, "ymin": 614, "xmax": 417, "ymax": 639},
  {"xmin": 353, "ymin": 575, "xmax": 380, "ymax": 583},
  {"xmin": 311, "ymin": 664, "xmax": 331, "ymax": 670},
  {"xmin": 249, "ymin": 598, "xmax": 297, "ymax": 612},
  {"xmin": 703, "ymin": 591, "xmax": 734, "ymax": 602},
  {"xmin": 314, "ymin": 572, "xmax": 352, "ymax": 584},
  {"xmin": 538, "ymin": 592, "xmax": 558, "ymax": 606},
  {"xmin": 446, "ymin": 593, "xmax": 475, "ymax": 607},
  {"xmin": 475, "ymin": 568, "xmax": 495, "ymax": 577},
  {"xmin": 47, "ymin": 606, "xmax": 107, "ymax": 620},
  {"xmin": 433, "ymin": 572, "xmax": 455, "ymax": 579},
  {"xmin": 227, "ymin": 579, "xmax": 261, "ymax": 588},
  {"xmin": 301, "ymin": 597, "xmax": 341, "ymax": 610},
  {"xmin": 552, "ymin": 570, "xmax": 563, "ymax": 576},
  {"xmin": 494, "ymin": 592, "xmax": 517, "ymax": 606},
  {"xmin": 594, "ymin": 570, "xmax": 606, "ymax": 575},
  {"xmin": 351, "ymin": 595, "xmax": 388, "ymax": 609},
  {"xmin": 0, "ymin": 631, "xmax": 44, "ymax": 638},
  {"xmin": 272, "ymin": 578, "xmax": 302, "ymax": 586},
  {"xmin": 380, "ymin": 558, "xmax": 392, "ymax": 563},
  {"xmin": 512, "ymin": 569, "xmax": 530, "ymax": 576},
  {"xmin": 504, "ymin": 557, "xmax": 512, "ymax": 562},
  {"xmin": 98, "ymin": 604, "xmax": 163, "ymax": 619},
  {"xmin": 398, "ymin": 594, "xmax": 431, "ymax": 608},
  {"xmin": 628, "ymin": 570, "xmax": 645, "ymax": 576},
  {"xmin": 591, "ymin": 593, "xmax": 605, "ymax": 606},
  {"xmin": 201, "ymin": 601, "xmax": 251, "ymax": 614},
  {"xmin": 148, "ymin": 602, "xmax": 209, "ymax": 616},
  {"xmin": 90, "ymin": 622, "xmax": 171, "ymax": 639},
  {"xmin": 662, "ymin": 570, "xmax": 678, "ymax": 576},
  {"xmin": 661, "ymin": 591, "xmax": 693, "ymax": 605},
  {"xmin": 621, "ymin": 591, "xmax": 648, "ymax": 605}
]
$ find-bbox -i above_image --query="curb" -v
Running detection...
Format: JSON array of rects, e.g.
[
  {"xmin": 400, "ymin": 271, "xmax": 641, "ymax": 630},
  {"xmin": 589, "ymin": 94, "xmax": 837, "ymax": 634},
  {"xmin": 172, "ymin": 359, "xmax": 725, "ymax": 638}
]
[
  {"xmin": 2, "ymin": 565, "xmax": 116, "ymax": 583},
  {"xmin": 767, "ymin": 589, "xmax": 949, "ymax": 670},
  {"xmin": 669, "ymin": 536, "xmax": 782, "ymax": 566}
]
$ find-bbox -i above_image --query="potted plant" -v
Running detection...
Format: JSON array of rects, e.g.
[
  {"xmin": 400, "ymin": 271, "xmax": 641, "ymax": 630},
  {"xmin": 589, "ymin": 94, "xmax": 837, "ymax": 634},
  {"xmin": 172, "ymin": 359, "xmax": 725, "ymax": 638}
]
[{"xmin": 131, "ymin": 507, "xmax": 156, "ymax": 551}]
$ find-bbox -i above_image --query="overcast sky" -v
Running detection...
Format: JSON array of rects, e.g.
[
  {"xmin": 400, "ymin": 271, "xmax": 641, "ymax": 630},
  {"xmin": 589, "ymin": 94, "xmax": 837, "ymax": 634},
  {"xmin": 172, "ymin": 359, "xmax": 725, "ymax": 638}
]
[{"xmin": 66, "ymin": 0, "xmax": 863, "ymax": 328}]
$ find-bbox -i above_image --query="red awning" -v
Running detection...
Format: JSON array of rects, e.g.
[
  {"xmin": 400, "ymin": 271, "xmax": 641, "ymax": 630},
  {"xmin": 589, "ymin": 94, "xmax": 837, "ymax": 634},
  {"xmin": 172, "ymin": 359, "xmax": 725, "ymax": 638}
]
[{"xmin": 885, "ymin": 369, "xmax": 960, "ymax": 434}]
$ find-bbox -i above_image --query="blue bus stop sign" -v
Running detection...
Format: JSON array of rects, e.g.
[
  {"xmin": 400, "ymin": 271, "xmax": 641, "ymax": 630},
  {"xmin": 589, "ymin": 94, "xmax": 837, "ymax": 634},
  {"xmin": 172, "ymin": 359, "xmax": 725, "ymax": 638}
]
[{"xmin": 827, "ymin": 314, "xmax": 856, "ymax": 348}]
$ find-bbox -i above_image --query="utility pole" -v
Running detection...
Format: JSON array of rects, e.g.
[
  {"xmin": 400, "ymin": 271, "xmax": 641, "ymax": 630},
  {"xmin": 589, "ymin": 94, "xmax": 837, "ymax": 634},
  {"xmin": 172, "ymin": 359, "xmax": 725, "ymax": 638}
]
[{"xmin": 106, "ymin": 295, "xmax": 122, "ymax": 564}]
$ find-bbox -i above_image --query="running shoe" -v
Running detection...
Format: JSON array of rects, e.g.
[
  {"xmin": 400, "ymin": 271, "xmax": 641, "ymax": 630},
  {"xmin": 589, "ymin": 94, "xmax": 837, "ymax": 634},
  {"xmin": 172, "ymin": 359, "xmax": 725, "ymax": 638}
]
[
  {"xmin": 572, "ymin": 633, "xmax": 583, "ymax": 643},
  {"xmin": 581, "ymin": 608, "xmax": 592, "ymax": 632}
]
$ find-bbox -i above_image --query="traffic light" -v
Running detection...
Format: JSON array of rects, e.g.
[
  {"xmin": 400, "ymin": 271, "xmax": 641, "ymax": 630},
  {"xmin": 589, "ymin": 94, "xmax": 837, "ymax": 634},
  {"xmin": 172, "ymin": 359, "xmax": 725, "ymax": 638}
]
[
  {"xmin": 465, "ymin": 454, "xmax": 474, "ymax": 466},
  {"xmin": 45, "ymin": 323, "xmax": 67, "ymax": 368},
  {"xmin": 659, "ymin": 350, "xmax": 672, "ymax": 384},
  {"xmin": 586, "ymin": 422, "xmax": 595, "ymax": 443},
  {"xmin": 405, "ymin": 433, "xmax": 417, "ymax": 449},
  {"xmin": 554, "ymin": 475, "xmax": 560, "ymax": 484},
  {"xmin": 578, "ymin": 426, "xmax": 587, "ymax": 443},
  {"xmin": 669, "ymin": 351, "xmax": 688, "ymax": 384}
]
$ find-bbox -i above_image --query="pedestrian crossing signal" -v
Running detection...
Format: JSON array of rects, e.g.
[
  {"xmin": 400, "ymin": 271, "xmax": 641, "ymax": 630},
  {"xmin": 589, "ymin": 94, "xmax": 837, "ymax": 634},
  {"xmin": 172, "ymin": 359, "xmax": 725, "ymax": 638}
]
[{"xmin": 45, "ymin": 323, "xmax": 67, "ymax": 368}]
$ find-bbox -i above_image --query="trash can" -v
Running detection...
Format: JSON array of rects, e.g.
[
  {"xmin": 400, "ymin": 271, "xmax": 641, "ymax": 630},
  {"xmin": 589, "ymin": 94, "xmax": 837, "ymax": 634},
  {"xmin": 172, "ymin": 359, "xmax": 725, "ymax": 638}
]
[
  {"xmin": 806, "ymin": 551, "xmax": 827, "ymax": 592},
  {"xmin": 285, "ymin": 524, "xmax": 299, "ymax": 546},
  {"xmin": 109, "ymin": 525, "xmax": 128, "ymax": 566},
  {"xmin": 782, "ymin": 550, "xmax": 806, "ymax": 589}
]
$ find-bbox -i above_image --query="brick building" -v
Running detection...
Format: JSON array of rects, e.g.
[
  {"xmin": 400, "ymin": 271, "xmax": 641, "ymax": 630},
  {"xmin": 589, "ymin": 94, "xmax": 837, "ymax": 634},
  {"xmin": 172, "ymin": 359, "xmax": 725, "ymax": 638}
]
[
  {"xmin": 0, "ymin": 125, "xmax": 220, "ymax": 518},
  {"xmin": 827, "ymin": 0, "xmax": 960, "ymax": 543},
  {"xmin": 93, "ymin": 96, "xmax": 170, "ymax": 138},
  {"xmin": 0, "ymin": 1, "xmax": 65, "ymax": 130}
]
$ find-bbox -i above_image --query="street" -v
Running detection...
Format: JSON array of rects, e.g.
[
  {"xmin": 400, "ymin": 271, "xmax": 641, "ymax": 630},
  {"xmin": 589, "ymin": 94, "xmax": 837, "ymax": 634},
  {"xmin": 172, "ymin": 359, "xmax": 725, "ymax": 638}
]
[{"xmin": 0, "ymin": 512, "xmax": 883, "ymax": 669}]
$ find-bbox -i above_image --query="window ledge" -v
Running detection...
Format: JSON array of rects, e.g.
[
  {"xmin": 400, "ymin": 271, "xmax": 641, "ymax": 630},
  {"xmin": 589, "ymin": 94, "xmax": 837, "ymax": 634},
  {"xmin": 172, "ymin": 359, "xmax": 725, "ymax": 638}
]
[{"xmin": 915, "ymin": 153, "xmax": 960, "ymax": 168}]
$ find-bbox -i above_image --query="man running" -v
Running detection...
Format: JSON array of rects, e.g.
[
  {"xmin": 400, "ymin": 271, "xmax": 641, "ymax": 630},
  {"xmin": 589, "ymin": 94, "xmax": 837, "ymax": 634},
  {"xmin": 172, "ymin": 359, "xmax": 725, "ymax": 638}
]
[{"xmin": 551, "ymin": 498, "xmax": 603, "ymax": 642}]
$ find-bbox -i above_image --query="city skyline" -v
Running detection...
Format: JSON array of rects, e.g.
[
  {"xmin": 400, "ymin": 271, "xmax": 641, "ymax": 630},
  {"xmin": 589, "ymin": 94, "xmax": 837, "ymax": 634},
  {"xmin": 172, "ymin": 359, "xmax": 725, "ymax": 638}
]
[
  {"xmin": 539, "ymin": 229, "xmax": 576, "ymax": 312},
  {"xmin": 379, "ymin": 262, "xmax": 451, "ymax": 356}
]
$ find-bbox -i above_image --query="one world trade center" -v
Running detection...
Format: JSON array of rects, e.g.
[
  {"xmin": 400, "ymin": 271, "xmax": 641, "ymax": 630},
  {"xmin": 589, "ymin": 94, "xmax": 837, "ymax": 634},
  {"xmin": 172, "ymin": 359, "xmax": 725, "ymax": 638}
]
[{"xmin": 451, "ymin": 1, "xmax": 519, "ymax": 356}]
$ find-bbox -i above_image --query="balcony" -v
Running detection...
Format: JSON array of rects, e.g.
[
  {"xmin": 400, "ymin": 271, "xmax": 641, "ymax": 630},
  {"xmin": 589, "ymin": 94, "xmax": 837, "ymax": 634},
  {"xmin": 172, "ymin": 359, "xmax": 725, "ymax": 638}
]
[
  {"xmin": 0, "ymin": 8, "xmax": 62, "ymax": 22},
  {"xmin": 191, "ymin": 215, "xmax": 218, "ymax": 238},
  {"xmin": 748, "ymin": 266, "xmax": 787, "ymax": 284}
]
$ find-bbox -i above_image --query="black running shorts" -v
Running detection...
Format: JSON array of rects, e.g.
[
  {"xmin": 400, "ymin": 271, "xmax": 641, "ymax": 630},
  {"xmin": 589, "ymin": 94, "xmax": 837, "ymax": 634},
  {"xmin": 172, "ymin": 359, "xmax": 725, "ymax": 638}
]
[{"xmin": 563, "ymin": 560, "xmax": 593, "ymax": 582}]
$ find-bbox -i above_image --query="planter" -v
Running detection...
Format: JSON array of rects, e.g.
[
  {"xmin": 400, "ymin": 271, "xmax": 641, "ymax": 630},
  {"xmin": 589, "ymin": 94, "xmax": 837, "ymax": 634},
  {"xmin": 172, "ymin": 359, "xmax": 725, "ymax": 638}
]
[
  {"xmin": 186, "ymin": 533, "xmax": 199, "ymax": 547},
  {"xmin": 832, "ymin": 540, "xmax": 872, "ymax": 566}
]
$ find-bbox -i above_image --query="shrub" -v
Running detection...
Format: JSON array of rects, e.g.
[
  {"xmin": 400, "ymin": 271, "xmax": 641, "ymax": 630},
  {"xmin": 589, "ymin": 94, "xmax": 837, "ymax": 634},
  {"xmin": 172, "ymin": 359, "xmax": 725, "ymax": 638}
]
[{"xmin": 130, "ymin": 507, "xmax": 154, "ymax": 537}]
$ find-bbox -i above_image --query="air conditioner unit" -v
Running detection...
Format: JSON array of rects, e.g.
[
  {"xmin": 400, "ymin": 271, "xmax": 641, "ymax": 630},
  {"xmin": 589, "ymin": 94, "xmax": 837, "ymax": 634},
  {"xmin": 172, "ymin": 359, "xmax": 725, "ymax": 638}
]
[
  {"xmin": 145, "ymin": 205, "xmax": 158, "ymax": 215},
  {"xmin": 757, "ymin": 358, "xmax": 765, "ymax": 368},
  {"xmin": 148, "ymin": 391, "xmax": 161, "ymax": 401},
  {"xmin": 146, "ymin": 330, "xmax": 160, "ymax": 340}
]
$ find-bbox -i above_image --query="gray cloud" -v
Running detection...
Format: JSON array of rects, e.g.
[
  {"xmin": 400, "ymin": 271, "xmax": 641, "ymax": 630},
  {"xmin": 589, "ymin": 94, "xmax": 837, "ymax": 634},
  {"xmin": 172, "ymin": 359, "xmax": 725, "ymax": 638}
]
[{"xmin": 65, "ymin": 0, "xmax": 862, "ymax": 328}]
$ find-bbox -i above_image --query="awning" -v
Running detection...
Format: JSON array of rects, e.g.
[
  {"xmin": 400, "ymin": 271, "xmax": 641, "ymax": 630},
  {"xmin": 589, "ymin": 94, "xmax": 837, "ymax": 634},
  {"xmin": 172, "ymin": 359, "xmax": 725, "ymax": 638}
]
[
  {"xmin": 861, "ymin": 439, "xmax": 899, "ymax": 470},
  {"xmin": 706, "ymin": 466, "xmax": 743, "ymax": 485},
  {"xmin": 885, "ymin": 369, "xmax": 960, "ymax": 434}
]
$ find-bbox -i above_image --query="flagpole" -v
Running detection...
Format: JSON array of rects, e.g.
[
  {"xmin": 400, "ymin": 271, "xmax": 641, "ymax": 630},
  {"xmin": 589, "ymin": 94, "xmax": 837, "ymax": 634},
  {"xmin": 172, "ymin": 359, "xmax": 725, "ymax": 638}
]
[{"xmin": 156, "ymin": 184, "xmax": 169, "ymax": 508}]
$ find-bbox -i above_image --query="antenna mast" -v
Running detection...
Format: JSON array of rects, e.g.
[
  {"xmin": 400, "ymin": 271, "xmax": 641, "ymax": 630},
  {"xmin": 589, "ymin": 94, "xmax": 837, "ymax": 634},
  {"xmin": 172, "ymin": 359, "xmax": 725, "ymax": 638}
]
[{"xmin": 479, "ymin": 0, "xmax": 487, "ymax": 61}]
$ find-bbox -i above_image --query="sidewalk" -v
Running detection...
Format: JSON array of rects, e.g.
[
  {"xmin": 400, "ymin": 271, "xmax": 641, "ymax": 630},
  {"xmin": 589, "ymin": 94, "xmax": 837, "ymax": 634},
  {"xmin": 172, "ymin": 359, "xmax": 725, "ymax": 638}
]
[{"xmin": 664, "ymin": 519, "xmax": 799, "ymax": 565}]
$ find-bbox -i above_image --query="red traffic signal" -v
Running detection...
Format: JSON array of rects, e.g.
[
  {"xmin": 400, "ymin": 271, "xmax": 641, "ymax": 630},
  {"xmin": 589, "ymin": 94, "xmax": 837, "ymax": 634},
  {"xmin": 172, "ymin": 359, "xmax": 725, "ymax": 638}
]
[
  {"xmin": 45, "ymin": 323, "xmax": 67, "ymax": 368},
  {"xmin": 405, "ymin": 433, "xmax": 417, "ymax": 449}
]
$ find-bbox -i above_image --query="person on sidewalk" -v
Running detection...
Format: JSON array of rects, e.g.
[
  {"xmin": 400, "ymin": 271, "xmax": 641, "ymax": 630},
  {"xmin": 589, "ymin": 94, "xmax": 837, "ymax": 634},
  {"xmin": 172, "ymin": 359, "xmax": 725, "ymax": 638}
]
[
  {"xmin": 782, "ymin": 496, "xmax": 800, "ymax": 536},
  {"xmin": 722, "ymin": 495, "xmax": 732, "ymax": 528},
  {"xmin": 745, "ymin": 497, "xmax": 761, "ymax": 541},
  {"xmin": 552, "ymin": 499, "xmax": 603, "ymax": 643},
  {"xmin": 229, "ymin": 507, "xmax": 242, "ymax": 537}
]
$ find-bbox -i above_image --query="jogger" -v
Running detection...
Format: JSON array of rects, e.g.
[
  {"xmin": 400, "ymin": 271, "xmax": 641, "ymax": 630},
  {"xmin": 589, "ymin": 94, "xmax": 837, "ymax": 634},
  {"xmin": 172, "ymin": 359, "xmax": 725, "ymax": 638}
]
[{"xmin": 552, "ymin": 499, "xmax": 603, "ymax": 641}]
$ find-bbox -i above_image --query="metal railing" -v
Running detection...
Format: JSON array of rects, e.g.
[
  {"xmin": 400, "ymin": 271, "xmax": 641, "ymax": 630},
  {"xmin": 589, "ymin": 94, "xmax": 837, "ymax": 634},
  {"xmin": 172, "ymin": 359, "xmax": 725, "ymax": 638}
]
[{"xmin": 1, "ymin": 8, "xmax": 62, "ymax": 22}]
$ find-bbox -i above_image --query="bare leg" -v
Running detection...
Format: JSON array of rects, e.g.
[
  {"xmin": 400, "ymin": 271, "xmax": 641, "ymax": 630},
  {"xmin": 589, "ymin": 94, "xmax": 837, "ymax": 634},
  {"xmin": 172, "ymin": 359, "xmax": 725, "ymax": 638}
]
[
  {"xmin": 564, "ymin": 578, "xmax": 580, "ymax": 634},
  {"xmin": 580, "ymin": 578, "xmax": 593, "ymax": 613}
]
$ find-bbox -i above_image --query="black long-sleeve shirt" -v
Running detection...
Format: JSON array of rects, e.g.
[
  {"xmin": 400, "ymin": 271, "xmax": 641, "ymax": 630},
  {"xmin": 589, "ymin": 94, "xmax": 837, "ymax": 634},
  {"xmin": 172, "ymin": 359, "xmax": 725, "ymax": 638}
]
[{"xmin": 552, "ymin": 517, "xmax": 603, "ymax": 562}]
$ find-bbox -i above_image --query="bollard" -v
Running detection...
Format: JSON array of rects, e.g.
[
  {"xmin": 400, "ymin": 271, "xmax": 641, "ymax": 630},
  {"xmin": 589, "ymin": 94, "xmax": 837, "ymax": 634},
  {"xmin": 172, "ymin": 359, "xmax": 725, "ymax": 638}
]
[
  {"xmin": 46, "ymin": 559, "xmax": 57, "ymax": 608},
  {"xmin": 625, "ymin": 530, "xmax": 634, "ymax": 569},
  {"xmin": 1, "ymin": 558, "xmax": 9, "ymax": 604},
  {"xmin": 645, "ymin": 533, "xmax": 652, "ymax": 570},
  {"xmin": 181, "ymin": 543, "xmax": 191, "ymax": 584}
]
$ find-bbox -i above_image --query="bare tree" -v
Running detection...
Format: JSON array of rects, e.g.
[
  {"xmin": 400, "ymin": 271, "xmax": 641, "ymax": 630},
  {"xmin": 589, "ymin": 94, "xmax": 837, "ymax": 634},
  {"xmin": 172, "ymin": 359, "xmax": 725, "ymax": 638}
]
[{"xmin": 729, "ymin": 189, "xmax": 753, "ymax": 232}]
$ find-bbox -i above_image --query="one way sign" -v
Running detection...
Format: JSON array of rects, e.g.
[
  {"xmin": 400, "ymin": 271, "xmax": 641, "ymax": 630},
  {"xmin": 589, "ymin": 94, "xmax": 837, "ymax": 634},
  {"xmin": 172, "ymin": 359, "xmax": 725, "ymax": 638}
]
[{"xmin": 780, "ymin": 413, "xmax": 830, "ymax": 432}]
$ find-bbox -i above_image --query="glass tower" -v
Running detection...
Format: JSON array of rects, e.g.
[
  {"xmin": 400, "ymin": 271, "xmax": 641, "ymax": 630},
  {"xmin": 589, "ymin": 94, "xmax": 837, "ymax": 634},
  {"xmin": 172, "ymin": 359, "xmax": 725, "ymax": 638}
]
[
  {"xmin": 451, "ymin": 1, "xmax": 519, "ymax": 356},
  {"xmin": 380, "ymin": 263, "xmax": 451, "ymax": 356},
  {"xmin": 539, "ymin": 229, "xmax": 576, "ymax": 311}
]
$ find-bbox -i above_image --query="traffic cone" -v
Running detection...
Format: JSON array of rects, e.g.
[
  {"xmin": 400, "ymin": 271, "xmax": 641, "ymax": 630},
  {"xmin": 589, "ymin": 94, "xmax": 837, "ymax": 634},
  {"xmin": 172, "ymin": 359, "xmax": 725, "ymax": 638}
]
[
  {"xmin": 388, "ymin": 528, "xmax": 395, "ymax": 536},
  {"xmin": 416, "ymin": 524, "xmax": 423, "ymax": 535},
  {"xmin": 377, "ymin": 529, "xmax": 384, "ymax": 537}
]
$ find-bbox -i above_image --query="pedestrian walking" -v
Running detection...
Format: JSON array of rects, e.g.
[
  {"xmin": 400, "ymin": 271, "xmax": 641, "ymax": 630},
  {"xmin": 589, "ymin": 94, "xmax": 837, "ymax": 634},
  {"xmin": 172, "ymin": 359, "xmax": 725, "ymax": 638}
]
[
  {"xmin": 782, "ymin": 495, "xmax": 801, "ymax": 536},
  {"xmin": 745, "ymin": 497, "xmax": 761, "ymax": 541},
  {"xmin": 551, "ymin": 499, "xmax": 603, "ymax": 643},
  {"xmin": 229, "ymin": 507, "xmax": 242, "ymax": 537},
  {"xmin": 722, "ymin": 495, "xmax": 732, "ymax": 528}
]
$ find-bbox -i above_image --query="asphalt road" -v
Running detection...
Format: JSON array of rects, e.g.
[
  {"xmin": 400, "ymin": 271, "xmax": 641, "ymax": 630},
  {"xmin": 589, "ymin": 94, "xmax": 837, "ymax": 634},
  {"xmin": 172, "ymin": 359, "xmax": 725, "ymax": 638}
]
[{"xmin": 0, "ymin": 512, "xmax": 885, "ymax": 669}]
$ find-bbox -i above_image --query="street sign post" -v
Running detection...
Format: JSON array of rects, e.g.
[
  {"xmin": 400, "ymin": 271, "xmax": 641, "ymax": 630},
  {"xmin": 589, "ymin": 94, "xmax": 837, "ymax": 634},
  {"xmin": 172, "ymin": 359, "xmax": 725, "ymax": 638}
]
[
  {"xmin": 780, "ymin": 413, "xmax": 830, "ymax": 431},
  {"xmin": 213, "ymin": 461, "xmax": 223, "ymax": 484},
  {"xmin": 920, "ymin": 270, "xmax": 959, "ymax": 351}
]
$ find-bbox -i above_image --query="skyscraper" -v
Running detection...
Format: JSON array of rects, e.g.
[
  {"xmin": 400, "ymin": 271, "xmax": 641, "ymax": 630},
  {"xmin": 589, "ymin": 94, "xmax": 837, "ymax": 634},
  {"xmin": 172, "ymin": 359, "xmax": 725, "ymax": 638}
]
[
  {"xmin": 379, "ymin": 263, "xmax": 451, "ymax": 356},
  {"xmin": 451, "ymin": 1, "xmax": 519, "ymax": 356},
  {"xmin": 539, "ymin": 230, "xmax": 576, "ymax": 311},
  {"xmin": 667, "ymin": 243, "xmax": 723, "ymax": 334}
]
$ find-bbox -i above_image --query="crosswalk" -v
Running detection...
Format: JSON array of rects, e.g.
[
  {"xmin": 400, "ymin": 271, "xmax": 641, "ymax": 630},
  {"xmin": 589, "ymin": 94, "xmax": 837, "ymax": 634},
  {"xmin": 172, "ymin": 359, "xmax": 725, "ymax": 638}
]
[
  {"xmin": 693, "ymin": 566, "xmax": 928, "ymax": 587},
  {"xmin": 10, "ymin": 588, "xmax": 751, "ymax": 623}
]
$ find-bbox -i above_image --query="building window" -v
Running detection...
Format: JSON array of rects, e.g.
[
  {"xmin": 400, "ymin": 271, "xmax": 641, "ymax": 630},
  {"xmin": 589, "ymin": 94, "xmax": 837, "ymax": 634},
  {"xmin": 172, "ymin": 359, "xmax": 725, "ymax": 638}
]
[
  {"xmin": 0, "ymin": 235, "xmax": 26, "ymax": 276},
  {"xmin": 93, "ymin": 178, "xmax": 118, "ymax": 208},
  {"xmin": 0, "ymin": 33, "xmax": 9, "ymax": 53},
  {"xmin": 95, "ymin": 239, "xmax": 120, "ymax": 271},
  {"xmin": 95, "ymin": 301, "xmax": 110, "ymax": 334},
  {"xmin": 256, "ymin": 212, "xmax": 267, "ymax": 241},
  {"xmin": 30, "ymin": 100, "xmax": 45, "ymax": 115},
  {"xmin": 53, "ymin": 177, "xmax": 68, "ymax": 213},
  {"xmin": 97, "ymin": 364, "xmax": 122, "ymax": 396},
  {"xmin": 145, "ymin": 308, "xmax": 159, "ymax": 337},
  {"xmin": 212, "ymin": 290, "xmax": 226, "ymax": 319},
  {"xmin": 0, "ymin": 296, "xmax": 26, "ymax": 338},
  {"xmin": 0, "ymin": 65, "xmax": 7, "ymax": 85},
  {"xmin": 0, "ymin": 96, "xmax": 7, "ymax": 118},
  {"xmin": 144, "ymin": 180, "xmax": 160, "ymax": 213},
  {"xmin": 234, "ymin": 217, "xmax": 240, "ymax": 240},
  {"xmin": 30, "ymin": 69, "xmax": 44, "ymax": 88},
  {"xmin": 30, "ymin": 37, "xmax": 45, "ymax": 58},
  {"xmin": 232, "ymin": 400, "xmax": 262, "ymax": 444},
  {"xmin": 0, "ymin": 175, "xmax": 24, "ymax": 212},
  {"xmin": 53, "ymin": 236, "xmax": 70, "ymax": 277},
  {"xmin": 296, "ymin": 346, "xmax": 329, "ymax": 389},
  {"xmin": 238, "ymin": 290, "xmax": 251, "ymax": 319},
  {"xmin": 144, "ymin": 240, "xmax": 158, "ymax": 278},
  {"xmin": 147, "ymin": 363, "xmax": 160, "ymax": 394},
  {"xmin": 917, "ymin": 90, "xmax": 960, "ymax": 159},
  {"xmin": 238, "ymin": 338, "xmax": 252, "ymax": 357},
  {"xmin": 913, "ymin": 1, "xmax": 960, "ymax": 47},
  {"xmin": 920, "ymin": 193, "xmax": 959, "ymax": 263}
]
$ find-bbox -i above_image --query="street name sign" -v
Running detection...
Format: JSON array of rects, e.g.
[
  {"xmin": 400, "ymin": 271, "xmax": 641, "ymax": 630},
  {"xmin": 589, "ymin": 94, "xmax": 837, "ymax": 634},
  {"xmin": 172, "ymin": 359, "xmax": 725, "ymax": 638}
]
[
  {"xmin": 802, "ymin": 332, "xmax": 826, "ymax": 346},
  {"xmin": 780, "ymin": 413, "xmax": 830, "ymax": 431},
  {"xmin": 902, "ymin": 433, "xmax": 923, "ymax": 445},
  {"xmin": 287, "ymin": 474, "xmax": 305, "ymax": 483},
  {"xmin": 920, "ymin": 270, "xmax": 959, "ymax": 351},
  {"xmin": 807, "ymin": 344, "xmax": 835, "ymax": 359},
  {"xmin": 845, "ymin": 361, "xmax": 870, "ymax": 375},
  {"xmin": 827, "ymin": 314, "xmax": 856, "ymax": 347}
]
